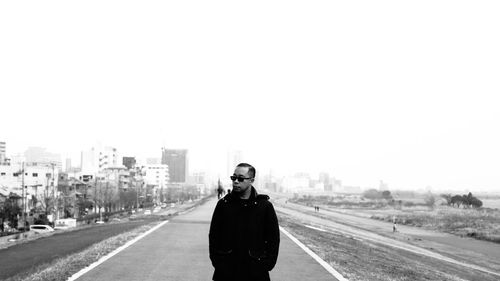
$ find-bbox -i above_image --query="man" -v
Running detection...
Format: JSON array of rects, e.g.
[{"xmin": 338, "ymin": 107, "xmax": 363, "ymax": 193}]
[{"xmin": 209, "ymin": 163, "xmax": 280, "ymax": 281}]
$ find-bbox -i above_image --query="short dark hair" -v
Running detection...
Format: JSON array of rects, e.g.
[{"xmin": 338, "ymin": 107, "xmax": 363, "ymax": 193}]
[{"xmin": 236, "ymin": 163, "xmax": 256, "ymax": 178}]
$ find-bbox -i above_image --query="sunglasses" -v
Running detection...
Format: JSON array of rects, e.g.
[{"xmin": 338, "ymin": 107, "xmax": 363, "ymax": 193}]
[{"xmin": 230, "ymin": 175, "xmax": 253, "ymax": 182}]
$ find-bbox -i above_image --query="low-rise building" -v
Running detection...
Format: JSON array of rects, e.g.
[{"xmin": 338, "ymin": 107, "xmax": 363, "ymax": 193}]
[{"xmin": 0, "ymin": 162, "xmax": 59, "ymax": 213}]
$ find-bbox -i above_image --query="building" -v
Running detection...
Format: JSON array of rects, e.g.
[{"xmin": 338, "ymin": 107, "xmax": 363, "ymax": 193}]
[
  {"xmin": 319, "ymin": 172, "xmax": 334, "ymax": 191},
  {"xmin": 280, "ymin": 173, "xmax": 310, "ymax": 193},
  {"xmin": 122, "ymin": 157, "xmax": 136, "ymax": 170},
  {"xmin": 146, "ymin": 158, "xmax": 160, "ymax": 165},
  {"xmin": 161, "ymin": 148, "xmax": 188, "ymax": 183},
  {"xmin": 141, "ymin": 164, "xmax": 169, "ymax": 187},
  {"xmin": 99, "ymin": 166, "xmax": 131, "ymax": 190},
  {"xmin": 0, "ymin": 162, "xmax": 59, "ymax": 214},
  {"xmin": 379, "ymin": 180, "xmax": 389, "ymax": 191},
  {"xmin": 65, "ymin": 158, "xmax": 72, "ymax": 172},
  {"xmin": 81, "ymin": 144, "xmax": 121, "ymax": 175},
  {"xmin": 23, "ymin": 147, "xmax": 62, "ymax": 170},
  {"xmin": 227, "ymin": 150, "xmax": 243, "ymax": 177},
  {"xmin": 0, "ymin": 141, "xmax": 6, "ymax": 164},
  {"xmin": 141, "ymin": 164, "xmax": 169, "ymax": 204},
  {"xmin": 190, "ymin": 171, "xmax": 206, "ymax": 185}
]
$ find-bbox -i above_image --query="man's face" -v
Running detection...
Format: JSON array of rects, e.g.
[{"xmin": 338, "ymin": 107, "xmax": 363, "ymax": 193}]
[{"xmin": 231, "ymin": 166, "xmax": 254, "ymax": 194}]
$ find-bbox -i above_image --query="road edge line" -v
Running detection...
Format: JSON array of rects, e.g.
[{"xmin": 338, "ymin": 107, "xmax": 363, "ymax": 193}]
[
  {"xmin": 67, "ymin": 220, "xmax": 170, "ymax": 281},
  {"xmin": 279, "ymin": 226, "xmax": 349, "ymax": 281}
]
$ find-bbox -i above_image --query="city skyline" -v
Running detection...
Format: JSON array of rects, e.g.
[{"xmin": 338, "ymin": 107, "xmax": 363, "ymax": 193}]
[
  {"xmin": 1, "ymin": 141, "xmax": 498, "ymax": 193},
  {"xmin": 1, "ymin": 1, "xmax": 499, "ymax": 192}
]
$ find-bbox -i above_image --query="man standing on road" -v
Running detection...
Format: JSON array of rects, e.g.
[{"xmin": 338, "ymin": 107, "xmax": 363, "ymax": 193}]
[{"xmin": 209, "ymin": 163, "xmax": 280, "ymax": 281}]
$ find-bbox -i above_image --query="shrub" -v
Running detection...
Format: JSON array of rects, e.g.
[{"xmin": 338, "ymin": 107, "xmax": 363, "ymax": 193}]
[{"xmin": 403, "ymin": 201, "xmax": 415, "ymax": 207}]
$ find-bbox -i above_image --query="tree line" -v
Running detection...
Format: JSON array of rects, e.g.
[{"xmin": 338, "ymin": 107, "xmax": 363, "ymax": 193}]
[
  {"xmin": 362, "ymin": 189, "xmax": 484, "ymax": 209},
  {"xmin": 440, "ymin": 192, "xmax": 483, "ymax": 208}
]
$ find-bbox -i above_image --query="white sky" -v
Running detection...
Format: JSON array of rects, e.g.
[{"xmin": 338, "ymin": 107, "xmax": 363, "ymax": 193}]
[{"xmin": 1, "ymin": 1, "xmax": 499, "ymax": 191}]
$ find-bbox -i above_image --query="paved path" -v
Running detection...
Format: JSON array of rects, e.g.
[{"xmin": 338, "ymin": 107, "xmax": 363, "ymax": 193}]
[{"xmin": 75, "ymin": 198, "xmax": 338, "ymax": 281}]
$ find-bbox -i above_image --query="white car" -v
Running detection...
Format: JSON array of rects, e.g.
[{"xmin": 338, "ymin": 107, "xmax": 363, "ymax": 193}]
[
  {"xmin": 144, "ymin": 210, "xmax": 152, "ymax": 215},
  {"xmin": 30, "ymin": 225, "xmax": 55, "ymax": 234}
]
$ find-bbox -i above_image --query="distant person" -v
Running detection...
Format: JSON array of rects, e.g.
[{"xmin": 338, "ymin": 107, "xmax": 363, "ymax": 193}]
[
  {"xmin": 209, "ymin": 163, "xmax": 280, "ymax": 281},
  {"xmin": 227, "ymin": 189, "xmax": 231, "ymax": 195},
  {"xmin": 217, "ymin": 178, "xmax": 225, "ymax": 199},
  {"xmin": 392, "ymin": 216, "xmax": 397, "ymax": 233}
]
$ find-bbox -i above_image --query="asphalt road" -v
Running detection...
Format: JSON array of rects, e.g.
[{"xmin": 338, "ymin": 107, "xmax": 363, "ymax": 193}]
[
  {"xmin": 74, "ymin": 198, "xmax": 338, "ymax": 281},
  {"xmin": 0, "ymin": 219, "xmax": 155, "ymax": 280}
]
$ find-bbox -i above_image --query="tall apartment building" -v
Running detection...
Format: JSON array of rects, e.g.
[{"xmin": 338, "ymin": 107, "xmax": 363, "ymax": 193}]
[
  {"xmin": 141, "ymin": 164, "xmax": 169, "ymax": 187},
  {"xmin": 65, "ymin": 158, "xmax": 72, "ymax": 172},
  {"xmin": 227, "ymin": 150, "xmax": 243, "ymax": 177},
  {"xmin": 81, "ymin": 144, "xmax": 120, "ymax": 175},
  {"xmin": 0, "ymin": 141, "xmax": 6, "ymax": 164},
  {"xmin": 161, "ymin": 148, "xmax": 188, "ymax": 183}
]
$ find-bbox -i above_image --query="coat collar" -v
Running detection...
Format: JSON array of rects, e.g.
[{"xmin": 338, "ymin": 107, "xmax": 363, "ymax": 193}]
[{"xmin": 226, "ymin": 186, "xmax": 257, "ymax": 202}]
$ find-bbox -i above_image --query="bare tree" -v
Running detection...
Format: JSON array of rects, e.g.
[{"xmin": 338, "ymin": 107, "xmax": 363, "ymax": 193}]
[
  {"xmin": 440, "ymin": 193, "xmax": 452, "ymax": 206},
  {"xmin": 35, "ymin": 186, "xmax": 55, "ymax": 216}
]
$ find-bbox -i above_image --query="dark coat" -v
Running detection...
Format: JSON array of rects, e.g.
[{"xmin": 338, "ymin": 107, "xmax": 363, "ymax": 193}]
[{"xmin": 209, "ymin": 187, "xmax": 280, "ymax": 281}]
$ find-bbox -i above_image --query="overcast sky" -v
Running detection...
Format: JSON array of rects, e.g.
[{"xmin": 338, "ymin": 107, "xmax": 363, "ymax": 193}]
[{"xmin": 1, "ymin": 1, "xmax": 499, "ymax": 191}]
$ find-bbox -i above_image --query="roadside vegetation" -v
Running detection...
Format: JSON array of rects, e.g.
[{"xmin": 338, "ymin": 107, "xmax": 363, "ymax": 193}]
[{"xmin": 291, "ymin": 191, "xmax": 500, "ymax": 243}]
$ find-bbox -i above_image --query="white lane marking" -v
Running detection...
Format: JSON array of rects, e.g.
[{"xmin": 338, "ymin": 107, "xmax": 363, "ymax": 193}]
[
  {"xmin": 305, "ymin": 225, "xmax": 326, "ymax": 232},
  {"xmin": 178, "ymin": 206, "xmax": 196, "ymax": 215},
  {"xmin": 280, "ymin": 226, "xmax": 349, "ymax": 281},
  {"xmin": 67, "ymin": 220, "xmax": 170, "ymax": 281}
]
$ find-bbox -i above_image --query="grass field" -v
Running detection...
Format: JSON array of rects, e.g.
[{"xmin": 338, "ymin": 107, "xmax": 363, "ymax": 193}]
[
  {"xmin": 370, "ymin": 206, "xmax": 500, "ymax": 243},
  {"xmin": 480, "ymin": 199, "xmax": 500, "ymax": 209},
  {"xmin": 291, "ymin": 196, "xmax": 500, "ymax": 244},
  {"xmin": 277, "ymin": 212, "xmax": 496, "ymax": 281}
]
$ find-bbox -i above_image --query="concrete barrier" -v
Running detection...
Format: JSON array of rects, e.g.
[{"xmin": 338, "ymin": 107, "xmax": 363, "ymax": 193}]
[
  {"xmin": 55, "ymin": 218, "xmax": 77, "ymax": 229},
  {"xmin": 0, "ymin": 232, "xmax": 31, "ymax": 245}
]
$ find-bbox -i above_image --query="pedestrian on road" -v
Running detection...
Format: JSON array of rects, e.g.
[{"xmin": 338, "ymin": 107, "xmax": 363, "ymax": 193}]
[{"xmin": 209, "ymin": 163, "xmax": 280, "ymax": 281}]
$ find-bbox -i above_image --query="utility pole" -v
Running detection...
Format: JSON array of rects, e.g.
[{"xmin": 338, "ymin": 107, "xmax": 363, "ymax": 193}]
[
  {"xmin": 133, "ymin": 171, "xmax": 138, "ymax": 210},
  {"xmin": 51, "ymin": 162, "xmax": 57, "ymax": 221},
  {"xmin": 94, "ymin": 176, "xmax": 98, "ymax": 214},
  {"xmin": 136, "ymin": 180, "xmax": 139, "ymax": 210},
  {"xmin": 45, "ymin": 175, "xmax": 50, "ymax": 216},
  {"xmin": 21, "ymin": 162, "xmax": 25, "ymax": 229}
]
